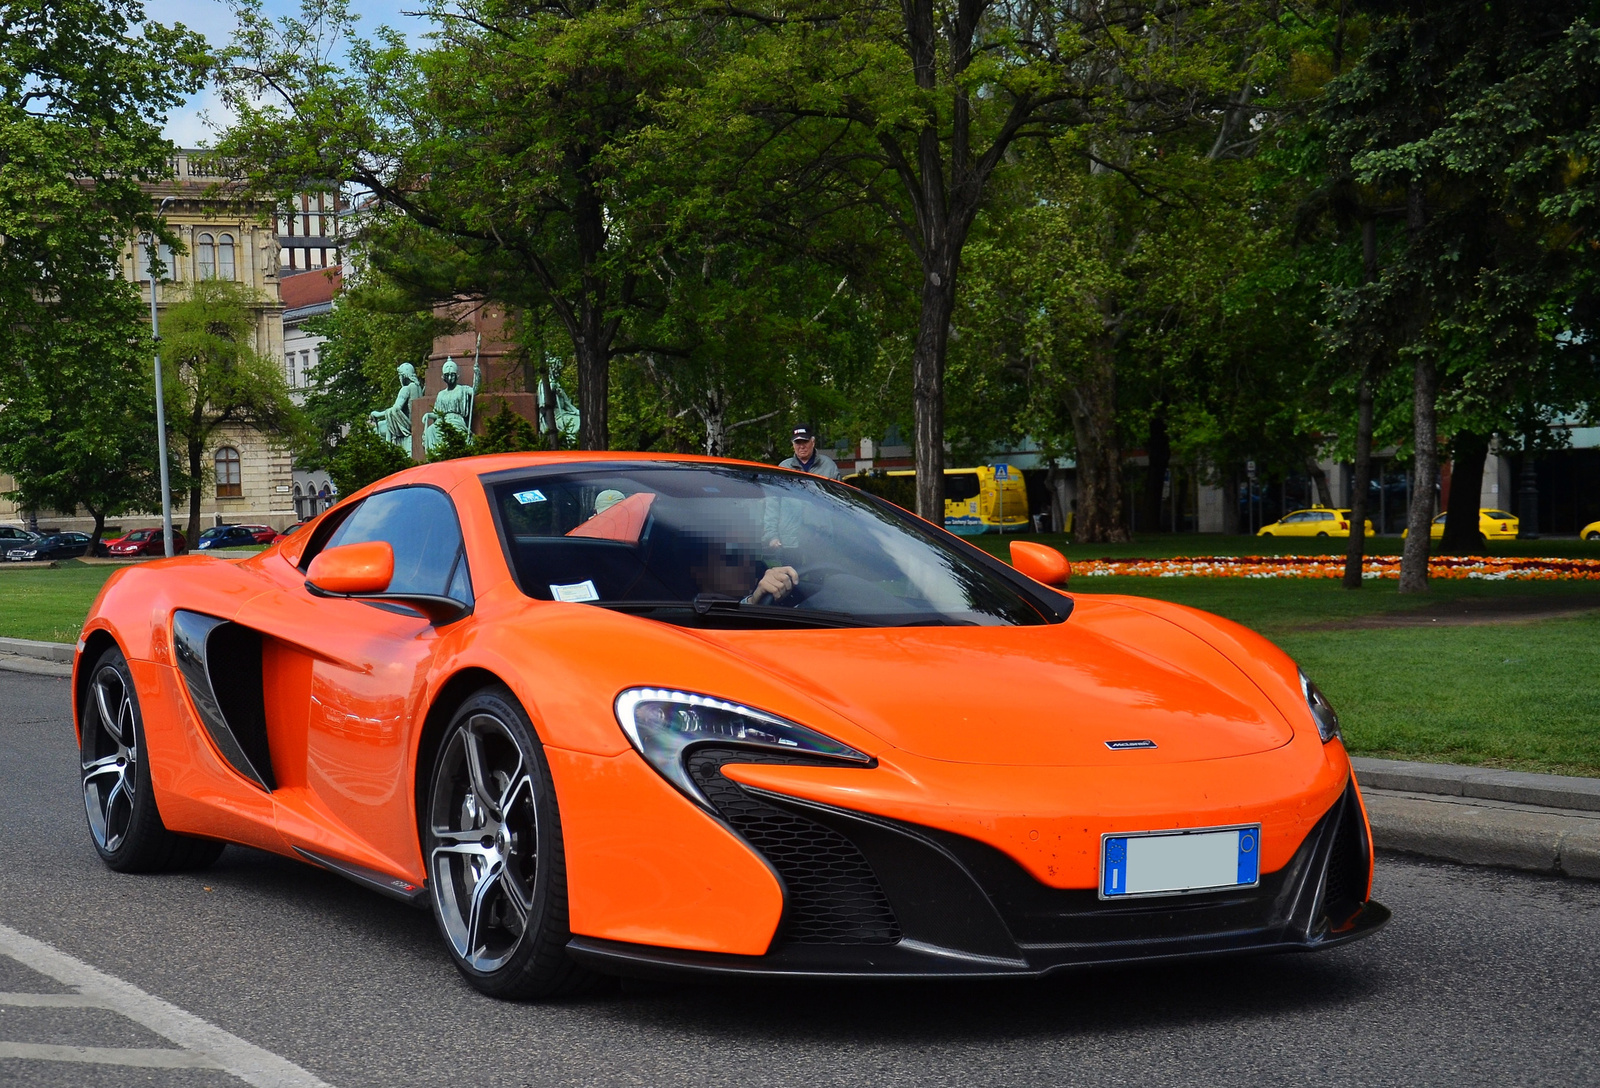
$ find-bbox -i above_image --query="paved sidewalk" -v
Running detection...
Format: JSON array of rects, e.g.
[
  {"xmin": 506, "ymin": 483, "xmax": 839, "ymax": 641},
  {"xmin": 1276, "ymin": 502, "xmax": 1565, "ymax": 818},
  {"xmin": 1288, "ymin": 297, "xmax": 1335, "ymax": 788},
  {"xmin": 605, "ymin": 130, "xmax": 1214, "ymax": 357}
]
[{"xmin": 1, "ymin": 635, "xmax": 1594, "ymax": 880}]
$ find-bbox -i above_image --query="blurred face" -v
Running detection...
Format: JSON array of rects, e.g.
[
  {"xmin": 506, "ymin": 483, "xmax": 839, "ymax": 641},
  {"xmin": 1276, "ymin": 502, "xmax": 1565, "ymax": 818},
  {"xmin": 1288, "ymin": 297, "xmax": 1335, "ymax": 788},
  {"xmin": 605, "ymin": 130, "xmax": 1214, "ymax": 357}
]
[{"xmin": 792, "ymin": 436, "xmax": 815, "ymax": 461}]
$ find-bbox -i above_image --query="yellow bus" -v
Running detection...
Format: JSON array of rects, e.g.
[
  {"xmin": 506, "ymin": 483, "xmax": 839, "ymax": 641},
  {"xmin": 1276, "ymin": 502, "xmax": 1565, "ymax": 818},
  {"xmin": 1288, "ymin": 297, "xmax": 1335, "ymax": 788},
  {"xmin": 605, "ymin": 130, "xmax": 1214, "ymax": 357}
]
[{"xmin": 846, "ymin": 465, "xmax": 1030, "ymax": 536}]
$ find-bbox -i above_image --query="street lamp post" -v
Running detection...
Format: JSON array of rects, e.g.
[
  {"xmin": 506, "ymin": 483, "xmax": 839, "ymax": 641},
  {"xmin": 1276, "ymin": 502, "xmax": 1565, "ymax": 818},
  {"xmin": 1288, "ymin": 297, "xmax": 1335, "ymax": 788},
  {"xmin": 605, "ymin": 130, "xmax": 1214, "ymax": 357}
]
[{"xmin": 145, "ymin": 196, "xmax": 176, "ymax": 557}]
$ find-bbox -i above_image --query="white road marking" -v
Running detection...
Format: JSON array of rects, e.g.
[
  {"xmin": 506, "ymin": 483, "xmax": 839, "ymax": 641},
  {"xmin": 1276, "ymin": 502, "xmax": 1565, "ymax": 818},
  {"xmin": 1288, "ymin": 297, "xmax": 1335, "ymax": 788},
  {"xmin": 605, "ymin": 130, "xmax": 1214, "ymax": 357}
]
[
  {"xmin": 0, "ymin": 1041, "xmax": 219, "ymax": 1068},
  {"xmin": 0, "ymin": 921, "xmax": 335, "ymax": 1087}
]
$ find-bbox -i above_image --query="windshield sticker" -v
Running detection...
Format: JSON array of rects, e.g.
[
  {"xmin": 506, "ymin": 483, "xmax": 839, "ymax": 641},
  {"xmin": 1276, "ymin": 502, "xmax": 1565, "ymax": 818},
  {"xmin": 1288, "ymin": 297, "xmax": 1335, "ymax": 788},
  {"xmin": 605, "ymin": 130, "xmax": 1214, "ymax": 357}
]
[
  {"xmin": 513, "ymin": 489, "xmax": 546, "ymax": 505},
  {"xmin": 550, "ymin": 580, "xmax": 600, "ymax": 603}
]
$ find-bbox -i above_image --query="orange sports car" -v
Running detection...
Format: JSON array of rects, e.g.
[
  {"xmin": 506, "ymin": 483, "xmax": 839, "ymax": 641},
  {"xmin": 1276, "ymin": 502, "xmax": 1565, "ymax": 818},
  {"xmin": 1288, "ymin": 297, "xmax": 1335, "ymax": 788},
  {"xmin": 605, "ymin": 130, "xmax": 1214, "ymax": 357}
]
[{"xmin": 75, "ymin": 453, "xmax": 1386, "ymax": 998}]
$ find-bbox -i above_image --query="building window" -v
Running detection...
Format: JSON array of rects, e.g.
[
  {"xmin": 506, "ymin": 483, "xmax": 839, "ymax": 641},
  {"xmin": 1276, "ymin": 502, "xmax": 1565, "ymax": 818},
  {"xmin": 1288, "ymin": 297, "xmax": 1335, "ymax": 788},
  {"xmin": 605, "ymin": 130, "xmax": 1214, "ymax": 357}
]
[
  {"xmin": 197, "ymin": 233, "xmax": 215, "ymax": 279},
  {"xmin": 217, "ymin": 233, "xmax": 236, "ymax": 280},
  {"xmin": 300, "ymin": 350, "xmax": 311, "ymax": 384},
  {"xmin": 214, "ymin": 446, "xmax": 242, "ymax": 498},
  {"xmin": 285, "ymin": 353, "xmax": 296, "ymax": 386}
]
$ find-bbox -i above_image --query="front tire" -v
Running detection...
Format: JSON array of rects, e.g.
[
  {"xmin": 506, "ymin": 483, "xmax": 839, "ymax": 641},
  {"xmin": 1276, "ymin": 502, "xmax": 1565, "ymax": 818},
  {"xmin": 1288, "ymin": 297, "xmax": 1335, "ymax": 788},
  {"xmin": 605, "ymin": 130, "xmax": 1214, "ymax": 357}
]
[
  {"xmin": 81, "ymin": 646, "xmax": 223, "ymax": 872},
  {"xmin": 424, "ymin": 686, "xmax": 596, "ymax": 1000}
]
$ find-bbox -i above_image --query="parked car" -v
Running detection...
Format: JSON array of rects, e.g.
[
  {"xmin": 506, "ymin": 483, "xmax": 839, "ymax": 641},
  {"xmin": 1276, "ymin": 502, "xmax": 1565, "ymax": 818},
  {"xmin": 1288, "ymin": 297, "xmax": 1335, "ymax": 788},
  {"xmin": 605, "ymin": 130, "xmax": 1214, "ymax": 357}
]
[
  {"xmin": 5, "ymin": 531, "xmax": 91, "ymax": 561},
  {"xmin": 270, "ymin": 520, "xmax": 311, "ymax": 544},
  {"xmin": 1257, "ymin": 508, "xmax": 1373, "ymax": 538},
  {"xmin": 1402, "ymin": 508, "xmax": 1519, "ymax": 542},
  {"xmin": 106, "ymin": 528, "xmax": 188, "ymax": 557},
  {"xmin": 1581, "ymin": 519, "xmax": 1599, "ymax": 542},
  {"xmin": 239, "ymin": 524, "xmax": 278, "ymax": 545},
  {"xmin": 0, "ymin": 526, "xmax": 40, "ymax": 547},
  {"xmin": 194, "ymin": 525, "xmax": 262, "ymax": 551}
]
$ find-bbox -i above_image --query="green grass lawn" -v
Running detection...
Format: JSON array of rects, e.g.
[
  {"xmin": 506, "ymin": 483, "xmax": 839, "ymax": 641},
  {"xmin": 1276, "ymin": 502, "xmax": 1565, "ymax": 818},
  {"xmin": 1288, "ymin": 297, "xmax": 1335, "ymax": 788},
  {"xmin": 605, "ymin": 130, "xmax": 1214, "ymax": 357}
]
[
  {"xmin": 5, "ymin": 550, "xmax": 1598, "ymax": 776},
  {"xmin": 0, "ymin": 561, "xmax": 121, "ymax": 643},
  {"xmin": 1059, "ymin": 575, "xmax": 1600, "ymax": 777}
]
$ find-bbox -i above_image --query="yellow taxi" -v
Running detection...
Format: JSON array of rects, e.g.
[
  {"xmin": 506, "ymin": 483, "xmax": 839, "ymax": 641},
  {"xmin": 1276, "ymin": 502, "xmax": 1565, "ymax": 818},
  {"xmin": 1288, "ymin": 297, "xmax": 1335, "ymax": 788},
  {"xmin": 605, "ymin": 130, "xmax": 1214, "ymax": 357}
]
[
  {"xmin": 1582, "ymin": 519, "xmax": 1599, "ymax": 542},
  {"xmin": 1257, "ymin": 507, "xmax": 1372, "ymax": 538},
  {"xmin": 1402, "ymin": 508, "xmax": 1519, "ymax": 541}
]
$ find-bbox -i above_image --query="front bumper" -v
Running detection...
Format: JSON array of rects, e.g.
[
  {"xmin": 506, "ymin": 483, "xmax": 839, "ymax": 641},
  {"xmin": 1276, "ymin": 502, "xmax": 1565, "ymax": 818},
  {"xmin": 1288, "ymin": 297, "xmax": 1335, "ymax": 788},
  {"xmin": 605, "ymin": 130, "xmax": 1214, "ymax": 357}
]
[{"xmin": 567, "ymin": 769, "xmax": 1387, "ymax": 980}]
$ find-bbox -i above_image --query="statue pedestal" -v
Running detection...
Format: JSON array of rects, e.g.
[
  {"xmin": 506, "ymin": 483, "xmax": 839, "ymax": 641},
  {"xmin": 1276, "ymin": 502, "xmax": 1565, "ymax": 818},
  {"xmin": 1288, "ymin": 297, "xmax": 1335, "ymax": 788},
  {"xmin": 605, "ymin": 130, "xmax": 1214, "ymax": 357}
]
[{"xmin": 407, "ymin": 298, "xmax": 546, "ymax": 460}]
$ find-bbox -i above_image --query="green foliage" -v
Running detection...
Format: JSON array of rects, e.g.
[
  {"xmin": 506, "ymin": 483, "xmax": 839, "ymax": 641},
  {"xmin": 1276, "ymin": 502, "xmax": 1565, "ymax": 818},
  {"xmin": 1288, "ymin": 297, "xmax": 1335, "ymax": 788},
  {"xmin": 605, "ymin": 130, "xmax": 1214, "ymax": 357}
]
[
  {"xmin": 0, "ymin": 0, "xmax": 206, "ymax": 546},
  {"xmin": 0, "ymin": 281, "xmax": 162, "ymax": 545},
  {"xmin": 299, "ymin": 270, "xmax": 445, "ymax": 470},
  {"xmin": 474, "ymin": 403, "xmax": 542, "ymax": 456},
  {"xmin": 425, "ymin": 420, "xmax": 476, "ymax": 462},
  {"xmin": 159, "ymin": 279, "xmax": 305, "ymax": 540},
  {"xmin": 0, "ymin": 0, "xmax": 207, "ymax": 362},
  {"xmin": 328, "ymin": 422, "xmax": 411, "ymax": 497}
]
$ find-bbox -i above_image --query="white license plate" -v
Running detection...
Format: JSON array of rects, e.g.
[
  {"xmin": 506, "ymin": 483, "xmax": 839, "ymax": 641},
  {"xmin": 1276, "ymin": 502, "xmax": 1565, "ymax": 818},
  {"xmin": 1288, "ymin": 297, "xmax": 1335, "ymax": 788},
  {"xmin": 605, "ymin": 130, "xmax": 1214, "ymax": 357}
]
[{"xmin": 1100, "ymin": 825, "xmax": 1261, "ymax": 899}]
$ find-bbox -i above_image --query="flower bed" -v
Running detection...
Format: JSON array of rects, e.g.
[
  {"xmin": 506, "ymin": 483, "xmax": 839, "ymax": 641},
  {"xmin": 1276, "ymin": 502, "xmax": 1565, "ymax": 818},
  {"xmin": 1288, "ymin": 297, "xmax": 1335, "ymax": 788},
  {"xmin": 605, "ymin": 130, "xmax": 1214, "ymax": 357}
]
[{"xmin": 1071, "ymin": 555, "xmax": 1600, "ymax": 580}]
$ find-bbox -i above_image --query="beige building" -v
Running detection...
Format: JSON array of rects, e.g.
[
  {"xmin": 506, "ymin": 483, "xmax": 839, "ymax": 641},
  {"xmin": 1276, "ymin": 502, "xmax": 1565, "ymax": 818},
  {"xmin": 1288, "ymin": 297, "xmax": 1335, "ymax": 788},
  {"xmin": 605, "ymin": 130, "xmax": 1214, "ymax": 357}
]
[{"xmin": 0, "ymin": 150, "xmax": 299, "ymax": 537}]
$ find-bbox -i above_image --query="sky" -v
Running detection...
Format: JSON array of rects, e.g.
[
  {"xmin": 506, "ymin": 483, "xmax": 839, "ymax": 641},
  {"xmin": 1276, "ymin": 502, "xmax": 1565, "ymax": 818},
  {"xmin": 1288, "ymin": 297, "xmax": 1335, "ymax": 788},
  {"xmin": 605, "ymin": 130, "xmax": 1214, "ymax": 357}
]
[{"xmin": 141, "ymin": 0, "xmax": 429, "ymax": 147}]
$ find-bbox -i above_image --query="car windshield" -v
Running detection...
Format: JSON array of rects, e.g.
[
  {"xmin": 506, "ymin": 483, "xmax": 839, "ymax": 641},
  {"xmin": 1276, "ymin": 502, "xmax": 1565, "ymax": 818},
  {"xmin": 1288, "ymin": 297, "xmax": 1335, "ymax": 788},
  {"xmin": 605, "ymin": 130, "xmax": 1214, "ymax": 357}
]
[
  {"xmin": 1486, "ymin": 510, "xmax": 1515, "ymax": 520},
  {"xmin": 487, "ymin": 464, "xmax": 1052, "ymax": 628},
  {"xmin": 200, "ymin": 527, "xmax": 227, "ymax": 539}
]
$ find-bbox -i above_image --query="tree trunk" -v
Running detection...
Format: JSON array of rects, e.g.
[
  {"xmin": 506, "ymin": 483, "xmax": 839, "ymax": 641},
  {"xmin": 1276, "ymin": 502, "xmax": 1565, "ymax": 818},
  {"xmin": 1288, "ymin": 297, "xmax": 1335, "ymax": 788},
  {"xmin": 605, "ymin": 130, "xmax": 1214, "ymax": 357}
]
[
  {"xmin": 1342, "ymin": 373, "xmax": 1374, "ymax": 588},
  {"xmin": 1142, "ymin": 405, "xmax": 1170, "ymax": 532},
  {"xmin": 1065, "ymin": 333, "xmax": 1129, "ymax": 543},
  {"xmin": 912, "ymin": 258, "xmax": 956, "ymax": 523},
  {"xmin": 1439, "ymin": 430, "xmax": 1489, "ymax": 555},
  {"xmin": 87, "ymin": 506, "xmax": 106, "ymax": 557},
  {"xmin": 1221, "ymin": 468, "xmax": 1241, "ymax": 534},
  {"xmin": 1306, "ymin": 456, "xmax": 1334, "ymax": 508},
  {"xmin": 1343, "ymin": 217, "xmax": 1381, "ymax": 588},
  {"xmin": 574, "ymin": 311, "xmax": 610, "ymax": 451},
  {"xmin": 1398, "ymin": 356, "xmax": 1439, "ymax": 593},
  {"xmin": 187, "ymin": 439, "xmax": 203, "ymax": 546}
]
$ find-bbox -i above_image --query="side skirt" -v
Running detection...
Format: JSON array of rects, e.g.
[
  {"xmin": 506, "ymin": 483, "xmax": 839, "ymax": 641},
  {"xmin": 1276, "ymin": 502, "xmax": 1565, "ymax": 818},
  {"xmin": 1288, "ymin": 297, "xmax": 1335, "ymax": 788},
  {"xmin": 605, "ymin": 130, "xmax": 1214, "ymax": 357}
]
[{"xmin": 291, "ymin": 847, "xmax": 429, "ymax": 907}]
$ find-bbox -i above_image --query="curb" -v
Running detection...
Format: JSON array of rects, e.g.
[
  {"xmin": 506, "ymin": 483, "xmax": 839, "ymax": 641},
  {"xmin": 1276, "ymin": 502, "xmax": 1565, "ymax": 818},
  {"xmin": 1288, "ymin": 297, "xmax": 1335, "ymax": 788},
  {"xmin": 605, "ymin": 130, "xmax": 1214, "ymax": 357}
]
[
  {"xmin": 1351, "ymin": 756, "xmax": 1600, "ymax": 813},
  {"xmin": 0, "ymin": 637, "xmax": 73, "ymax": 664}
]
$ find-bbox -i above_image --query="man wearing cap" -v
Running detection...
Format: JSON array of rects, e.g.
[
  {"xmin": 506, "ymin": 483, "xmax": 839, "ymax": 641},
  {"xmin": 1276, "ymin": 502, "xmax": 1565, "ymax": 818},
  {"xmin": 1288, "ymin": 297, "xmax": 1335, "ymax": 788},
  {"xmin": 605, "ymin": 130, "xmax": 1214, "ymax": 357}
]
[
  {"xmin": 778, "ymin": 425, "xmax": 839, "ymax": 480},
  {"xmin": 766, "ymin": 425, "xmax": 839, "ymax": 550}
]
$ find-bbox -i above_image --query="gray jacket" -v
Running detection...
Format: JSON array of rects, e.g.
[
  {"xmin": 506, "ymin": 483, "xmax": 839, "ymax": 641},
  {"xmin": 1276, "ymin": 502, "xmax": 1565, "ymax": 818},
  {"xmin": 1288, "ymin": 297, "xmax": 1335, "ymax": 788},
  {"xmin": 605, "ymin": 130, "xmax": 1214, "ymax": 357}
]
[{"xmin": 777, "ymin": 452, "xmax": 840, "ymax": 480}]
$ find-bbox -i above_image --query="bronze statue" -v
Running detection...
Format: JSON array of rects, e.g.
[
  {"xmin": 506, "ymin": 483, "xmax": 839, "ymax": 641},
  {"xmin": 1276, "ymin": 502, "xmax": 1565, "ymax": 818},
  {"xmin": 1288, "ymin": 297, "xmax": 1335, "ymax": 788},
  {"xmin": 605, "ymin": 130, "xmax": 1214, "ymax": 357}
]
[
  {"xmin": 424, "ymin": 357, "xmax": 479, "ymax": 452},
  {"xmin": 370, "ymin": 362, "xmax": 423, "ymax": 449}
]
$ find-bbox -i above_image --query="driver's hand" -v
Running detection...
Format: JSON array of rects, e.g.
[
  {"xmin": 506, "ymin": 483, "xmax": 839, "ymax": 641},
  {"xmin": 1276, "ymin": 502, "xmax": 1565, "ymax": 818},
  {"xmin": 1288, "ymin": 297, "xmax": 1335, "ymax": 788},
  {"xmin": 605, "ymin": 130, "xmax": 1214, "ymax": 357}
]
[{"xmin": 747, "ymin": 565, "xmax": 799, "ymax": 605}]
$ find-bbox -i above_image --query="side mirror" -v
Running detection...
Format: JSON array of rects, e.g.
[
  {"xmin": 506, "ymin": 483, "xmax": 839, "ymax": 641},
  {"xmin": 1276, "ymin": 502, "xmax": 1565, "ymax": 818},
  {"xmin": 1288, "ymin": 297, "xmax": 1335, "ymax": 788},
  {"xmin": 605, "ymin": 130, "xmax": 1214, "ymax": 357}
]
[
  {"xmin": 304, "ymin": 539, "xmax": 471, "ymax": 624},
  {"xmin": 1009, "ymin": 540, "xmax": 1070, "ymax": 586},
  {"xmin": 306, "ymin": 540, "xmax": 394, "ymax": 595}
]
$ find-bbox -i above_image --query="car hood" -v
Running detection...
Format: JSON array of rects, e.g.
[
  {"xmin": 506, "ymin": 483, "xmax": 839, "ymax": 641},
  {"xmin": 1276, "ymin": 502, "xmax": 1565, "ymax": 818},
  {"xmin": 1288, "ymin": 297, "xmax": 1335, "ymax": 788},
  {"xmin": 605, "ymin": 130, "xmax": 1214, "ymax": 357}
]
[{"xmin": 691, "ymin": 595, "xmax": 1295, "ymax": 767}]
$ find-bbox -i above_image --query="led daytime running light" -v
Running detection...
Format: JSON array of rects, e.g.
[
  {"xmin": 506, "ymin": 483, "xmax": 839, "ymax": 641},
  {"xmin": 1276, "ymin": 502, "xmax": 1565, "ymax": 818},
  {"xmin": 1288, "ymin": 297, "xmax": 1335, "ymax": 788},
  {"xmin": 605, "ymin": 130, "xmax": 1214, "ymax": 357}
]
[
  {"xmin": 614, "ymin": 688, "xmax": 870, "ymax": 808},
  {"xmin": 1299, "ymin": 670, "xmax": 1341, "ymax": 744}
]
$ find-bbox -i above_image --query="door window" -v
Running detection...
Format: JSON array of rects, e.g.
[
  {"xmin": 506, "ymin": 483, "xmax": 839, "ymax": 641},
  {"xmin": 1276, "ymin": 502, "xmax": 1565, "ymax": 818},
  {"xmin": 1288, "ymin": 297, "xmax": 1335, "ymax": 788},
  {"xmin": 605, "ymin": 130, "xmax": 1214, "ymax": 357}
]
[{"xmin": 319, "ymin": 486, "xmax": 472, "ymax": 603}]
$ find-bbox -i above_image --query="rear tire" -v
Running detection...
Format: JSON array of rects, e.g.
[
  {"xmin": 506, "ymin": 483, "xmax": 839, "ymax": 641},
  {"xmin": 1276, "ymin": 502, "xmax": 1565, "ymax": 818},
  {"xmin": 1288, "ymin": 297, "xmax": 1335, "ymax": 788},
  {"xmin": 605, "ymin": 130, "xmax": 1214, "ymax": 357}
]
[
  {"xmin": 1586, "ymin": 531, "xmax": 1598, "ymax": 542},
  {"xmin": 81, "ymin": 646, "xmax": 224, "ymax": 873},
  {"xmin": 424, "ymin": 685, "xmax": 599, "ymax": 1000},
  {"xmin": 1316, "ymin": 532, "xmax": 1329, "ymax": 538}
]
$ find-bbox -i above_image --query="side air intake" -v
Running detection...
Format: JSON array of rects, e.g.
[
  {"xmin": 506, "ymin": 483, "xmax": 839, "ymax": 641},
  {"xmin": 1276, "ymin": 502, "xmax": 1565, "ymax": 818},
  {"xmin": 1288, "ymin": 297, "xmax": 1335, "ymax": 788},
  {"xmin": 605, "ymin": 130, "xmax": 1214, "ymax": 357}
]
[{"xmin": 171, "ymin": 611, "xmax": 275, "ymax": 791}]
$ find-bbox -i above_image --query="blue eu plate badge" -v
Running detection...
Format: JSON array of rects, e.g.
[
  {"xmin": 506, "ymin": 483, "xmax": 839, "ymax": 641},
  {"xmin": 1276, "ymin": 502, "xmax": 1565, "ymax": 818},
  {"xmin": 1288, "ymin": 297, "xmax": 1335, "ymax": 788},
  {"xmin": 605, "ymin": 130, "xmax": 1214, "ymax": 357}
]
[{"xmin": 1100, "ymin": 825, "xmax": 1260, "ymax": 899}]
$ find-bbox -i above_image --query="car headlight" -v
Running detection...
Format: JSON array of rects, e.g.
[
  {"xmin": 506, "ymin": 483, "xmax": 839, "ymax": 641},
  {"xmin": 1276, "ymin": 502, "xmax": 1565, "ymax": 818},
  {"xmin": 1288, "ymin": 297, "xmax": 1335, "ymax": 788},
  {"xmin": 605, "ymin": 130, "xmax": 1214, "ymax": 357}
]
[
  {"xmin": 614, "ymin": 688, "xmax": 871, "ymax": 808},
  {"xmin": 1299, "ymin": 670, "xmax": 1341, "ymax": 743}
]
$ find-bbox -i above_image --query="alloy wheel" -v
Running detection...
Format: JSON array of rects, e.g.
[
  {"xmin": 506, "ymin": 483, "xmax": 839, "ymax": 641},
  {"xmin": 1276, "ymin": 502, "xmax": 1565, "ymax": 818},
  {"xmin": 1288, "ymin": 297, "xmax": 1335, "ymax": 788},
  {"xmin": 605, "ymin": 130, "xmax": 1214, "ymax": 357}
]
[
  {"xmin": 428, "ymin": 712, "xmax": 541, "ymax": 974},
  {"xmin": 82, "ymin": 664, "xmax": 138, "ymax": 853}
]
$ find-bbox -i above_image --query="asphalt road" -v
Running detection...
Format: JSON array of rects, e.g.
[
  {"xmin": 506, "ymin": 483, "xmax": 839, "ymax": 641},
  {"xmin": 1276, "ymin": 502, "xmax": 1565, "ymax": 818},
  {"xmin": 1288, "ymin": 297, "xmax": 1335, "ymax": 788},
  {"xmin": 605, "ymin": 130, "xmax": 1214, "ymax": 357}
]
[{"xmin": 2, "ymin": 668, "xmax": 1598, "ymax": 1087}]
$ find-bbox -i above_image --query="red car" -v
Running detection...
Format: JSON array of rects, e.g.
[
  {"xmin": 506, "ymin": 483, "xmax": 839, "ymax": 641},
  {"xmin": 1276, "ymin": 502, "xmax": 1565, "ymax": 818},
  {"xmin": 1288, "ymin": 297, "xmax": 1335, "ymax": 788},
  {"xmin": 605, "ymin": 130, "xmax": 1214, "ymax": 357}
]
[
  {"xmin": 239, "ymin": 524, "xmax": 278, "ymax": 545},
  {"xmin": 269, "ymin": 520, "xmax": 310, "ymax": 545},
  {"xmin": 106, "ymin": 528, "xmax": 188, "ymax": 557}
]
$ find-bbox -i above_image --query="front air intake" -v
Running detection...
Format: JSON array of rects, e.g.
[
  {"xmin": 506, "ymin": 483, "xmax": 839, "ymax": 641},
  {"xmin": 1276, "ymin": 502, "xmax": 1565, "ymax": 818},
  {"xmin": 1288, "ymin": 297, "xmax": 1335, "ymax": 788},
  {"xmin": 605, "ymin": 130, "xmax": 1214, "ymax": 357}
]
[{"xmin": 686, "ymin": 747, "xmax": 901, "ymax": 946}]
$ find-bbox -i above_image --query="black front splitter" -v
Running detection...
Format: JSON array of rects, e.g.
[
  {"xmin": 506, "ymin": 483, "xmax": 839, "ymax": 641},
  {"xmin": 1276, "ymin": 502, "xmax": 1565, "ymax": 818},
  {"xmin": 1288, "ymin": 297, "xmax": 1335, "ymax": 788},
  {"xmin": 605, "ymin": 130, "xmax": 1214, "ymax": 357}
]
[{"xmin": 566, "ymin": 899, "xmax": 1391, "ymax": 982}]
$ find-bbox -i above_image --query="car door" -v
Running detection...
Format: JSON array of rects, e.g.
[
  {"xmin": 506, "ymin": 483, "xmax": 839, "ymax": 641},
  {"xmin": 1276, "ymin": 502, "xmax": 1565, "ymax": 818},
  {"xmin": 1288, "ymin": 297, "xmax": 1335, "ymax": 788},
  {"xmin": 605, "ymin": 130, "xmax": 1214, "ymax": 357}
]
[{"xmin": 238, "ymin": 485, "xmax": 475, "ymax": 882}]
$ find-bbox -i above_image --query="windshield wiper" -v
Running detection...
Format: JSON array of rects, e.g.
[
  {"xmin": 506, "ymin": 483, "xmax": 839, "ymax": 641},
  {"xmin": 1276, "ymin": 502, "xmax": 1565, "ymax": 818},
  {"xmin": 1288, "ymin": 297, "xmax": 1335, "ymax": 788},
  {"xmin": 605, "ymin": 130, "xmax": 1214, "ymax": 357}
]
[{"xmin": 592, "ymin": 598, "xmax": 873, "ymax": 629}]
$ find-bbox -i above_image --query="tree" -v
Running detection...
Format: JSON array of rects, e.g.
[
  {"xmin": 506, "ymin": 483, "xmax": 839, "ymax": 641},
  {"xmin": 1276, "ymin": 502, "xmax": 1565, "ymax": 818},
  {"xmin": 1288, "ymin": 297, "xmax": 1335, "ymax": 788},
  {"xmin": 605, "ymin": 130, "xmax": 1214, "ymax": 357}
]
[
  {"xmin": 0, "ymin": 285, "xmax": 162, "ymax": 550},
  {"xmin": 297, "ymin": 268, "xmax": 445, "ymax": 470},
  {"xmin": 0, "ymin": 0, "xmax": 206, "ymax": 542},
  {"xmin": 1320, "ymin": 0, "xmax": 1600, "ymax": 591},
  {"xmin": 327, "ymin": 420, "xmax": 411, "ymax": 496},
  {"xmin": 681, "ymin": 0, "xmax": 1275, "ymax": 521},
  {"xmin": 158, "ymin": 280, "xmax": 304, "ymax": 542},
  {"xmin": 217, "ymin": 0, "xmax": 703, "ymax": 451}
]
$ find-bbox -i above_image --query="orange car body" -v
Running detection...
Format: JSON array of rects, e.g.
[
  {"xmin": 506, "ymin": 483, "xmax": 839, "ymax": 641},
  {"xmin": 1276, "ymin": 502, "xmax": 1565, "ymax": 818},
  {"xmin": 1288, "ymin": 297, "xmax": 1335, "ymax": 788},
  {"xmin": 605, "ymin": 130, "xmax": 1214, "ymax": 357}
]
[{"xmin": 75, "ymin": 452, "xmax": 1384, "ymax": 978}]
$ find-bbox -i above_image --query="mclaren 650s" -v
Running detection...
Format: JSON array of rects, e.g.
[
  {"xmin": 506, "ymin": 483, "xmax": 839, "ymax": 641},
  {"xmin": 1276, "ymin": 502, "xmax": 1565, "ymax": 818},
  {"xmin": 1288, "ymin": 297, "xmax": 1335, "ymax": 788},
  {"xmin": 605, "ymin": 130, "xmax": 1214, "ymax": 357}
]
[{"xmin": 75, "ymin": 453, "xmax": 1387, "ymax": 998}]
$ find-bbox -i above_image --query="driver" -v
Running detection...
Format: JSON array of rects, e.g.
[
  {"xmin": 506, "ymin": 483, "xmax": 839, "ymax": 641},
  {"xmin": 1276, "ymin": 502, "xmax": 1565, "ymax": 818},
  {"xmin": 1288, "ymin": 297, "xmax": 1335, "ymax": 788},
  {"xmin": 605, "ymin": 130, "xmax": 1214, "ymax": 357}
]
[{"xmin": 743, "ymin": 565, "xmax": 799, "ymax": 605}]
